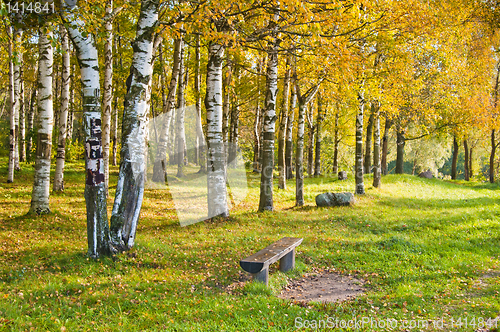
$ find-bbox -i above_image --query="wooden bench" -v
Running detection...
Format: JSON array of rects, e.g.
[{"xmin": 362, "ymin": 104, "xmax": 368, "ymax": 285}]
[{"xmin": 240, "ymin": 237, "xmax": 303, "ymax": 285}]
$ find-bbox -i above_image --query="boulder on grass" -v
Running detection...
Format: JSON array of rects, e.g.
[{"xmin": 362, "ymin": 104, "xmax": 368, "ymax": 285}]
[
  {"xmin": 316, "ymin": 192, "xmax": 355, "ymax": 207},
  {"xmin": 418, "ymin": 170, "xmax": 433, "ymax": 179},
  {"xmin": 338, "ymin": 171, "xmax": 347, "ymax": 180}
]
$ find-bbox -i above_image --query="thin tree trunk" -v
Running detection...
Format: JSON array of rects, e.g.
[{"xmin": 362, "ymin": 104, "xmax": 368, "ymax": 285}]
[
  {"xmin": 30, "ymin": 28, "xmax": 53, "ymax": 214},
  {"xmin": 296, "ymin": 100, "xmax": 306, "ymax": 206},
  {"xmin": 464, "ymin": 139, "xmax": 469, "ymax": 181},
  {"xmin": 109, "ymin": 0, "xmax": 159, "ymax": 252},
  {"xmin": 452, "ymin": 136, "xmax": 459, "ymax": 180},
  {"xmin": 306, "ymin": 107, "xmax": 314, "ymax": 177},
  {"xmin": 19, "ymin": 73, "xmax": 25, "ymax": 163},
  {"xmin": 27, "ymin": 84, "xmax": 36, "ymax": 162},
  {"xmin": 395, "ymin": 125, "xmax": 405, "ymax": 175},
  {"xmin": 253, "ymin": 59, "xmax": 263, "ymax": 173},
  {"xmin": 314, "ymin": 93, "xmax": 323, "ymax": 177},
  {"xmin": 7, "ymin": 25, "xmax": 16, "ymax": 183},
  {"xmin": 222, "ymin": 53, "xmax": 232, "ymax": 145},
  {"xmin": 63, "ymin": 4, "xmax": 111, "ymax": 257},
  {"xmin": 67, "ymin": 63, "xmax": 74, "ymax": 143},
  {"xmin": 194, "ymin": 35, "xmax": 203, "ymax": 167},
  {"xmin": 258, "ymin": 41, "xmax": 279, "ymax": 212},
  {"xmin": 372, "ymin": 103, "xmax": 381, "ymax": 188},
  {"xmin": 355, "ymin": 92, "xmax": 365, "ymax": 194},
  {"xmin": 112, "ymin": 92, "xmax": 118, "ymax": 166},
  {"xmin": 490, "ymin": 130, "xmax": 496, "ymax": 183},
  {"xmin": 176, "ymin": 38, "xmax": 186, "ymax": 178},
  {"xmin": 13, "ymin": 24, "xmax": 23, "ymax": 172},
  {"xmin": 152, "ymin": 38, "xmax": 182, "ymax": 182},
  {"xmin": 295, "ymin": 81, "xmax": 320, "ymax": 206},
  {"xmin": 205, "ymin": 41, "xmax": 228, "ymax": 218},
  {"xmin": 333, "ymin": 111, "xmax": 339, "ymax": 175},
  {"xmin": 102, "ymin": 0, "xmax": 114, "ymax": 194},
  {"xmin": 54, "ymin": 25, "xmax": 71, "ymax": 192},
  {"xmin": 381, "ymin": 118, "xmax": 391, "ymax": 175},
  {"xmin": 278, "ymin": 56, "xmax": 291, "ymax": 189},
  {"xmin": 364, "ymin": 107, "xmax": 374, "ymax": 174},
  {"xmin": 469, "ymin": 147, "xmax": 473, "ymax": 179},
  {"xmin": 285, "ymin": 82, "xmax": 296, "ymax": 180},
  {"xmin": 228, "ymin": 66, "xmax": 240, "ymax": 167}
]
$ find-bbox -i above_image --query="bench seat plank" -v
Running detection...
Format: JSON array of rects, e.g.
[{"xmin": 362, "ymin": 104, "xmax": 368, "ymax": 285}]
[{"xmin": 240, "ymin": 237, "xmax": 303, "ymax": 274}]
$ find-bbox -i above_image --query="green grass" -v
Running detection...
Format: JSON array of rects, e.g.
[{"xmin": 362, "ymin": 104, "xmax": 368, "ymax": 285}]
[{"xmin": 0, "ymin": 159, "xmax": 499, "ymax": 331}]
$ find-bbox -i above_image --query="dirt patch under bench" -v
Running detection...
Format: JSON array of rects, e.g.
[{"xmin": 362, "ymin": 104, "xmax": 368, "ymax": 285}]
[{"xmin": 278, "ymin": 270, "xmax": 365, "ymax": 303}]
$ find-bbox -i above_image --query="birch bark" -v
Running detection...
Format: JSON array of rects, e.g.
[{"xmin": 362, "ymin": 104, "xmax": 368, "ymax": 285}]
[
  {"xmin": 258, "ymin": 40, "xmax": 279, "ymax": 212},
  {"xmin": 30, "ymin": 28, "xmax": 53, "ymax": 214},
  {"xmin": 206, "ymin": 42, "xmax": 228, "ymax": 218},
  {"xmin": 152, "ymin": 38, "xmax": 182, "ymax": 182},
  {"xmin": 285, "ymin": 81, "xmax": 296, "ymax": 180},
  {"xmin": 63, "ymin": 3, "xmax": 111, "ymax": 257},
  {"xmin": 278, "ymin": 56, "xmax": 291, "ymax": 189},
  {"xmin": 372, "ymin": 103, "xmax": 381, "ymax": 188},
  {"xmin": 54, "ymin": 24, "xmax": 70, "ymax": 192},
  {"xmin": 7, "ymin": 25, "xmax": 15, "ymax": 183},
  {"xmin": 102, "ymin": 0, "xmax": 114, "ymax": 194},
  {"xmin": 175, "ymin": 38, "xmax": 186, "ymax": 178},
  {"xmin": 355, "ymin": 92, "xmax": 365, "ymax": 195},
  {"xmin": 110, "ymin": 0, "xmax": 159, "ymax": 251},
  {"xmin": 314, "ymin": 93, "xmax": 323, "ymax": 177}
]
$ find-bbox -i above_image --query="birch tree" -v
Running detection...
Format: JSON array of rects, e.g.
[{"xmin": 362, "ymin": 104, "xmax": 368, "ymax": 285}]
[
  {"xmin": 30, "ymin": 27, "xmax": 53, "ymax": 215},
  {"xmin": 175, "ymin": 38, "xmax": 186, "ymax": 178},
  {"xmin": 258, "ymin": 40, "xmax": 279, "ymax": 212},
  {"xmin": 285, "ymin": 80, "xmax": 296, "ymax": 180},
  {"xmin": 206, "ymin": 40, "xmax": 228, "ymax": 218},
  {"xmin": 7, "ymin": 25, "xmax": 15, "ymax": 183},
  {"xmin": 109, "ymin": 0, "xmax": 159, "ymax": 251},
  {"xmin": 372, "ymin": 103, "xmax": 381, "ymax": 188},
  {"xmin": 62, "ymin": 3, "xmax": 111, "ymax": 257},
  {"xmin": 102, "ymin": 0, "xmax": 114, "ymax": 194},
  {"xmin": 295, "ymin": 82, "xmax": 320, "ymax": 206},
  {"xmin": 278, "ymin": 56, "xmax": 291, "ymax": 189},
  {"xmin": 152, "ymin": 38, "xmax": 182, "ymax": 182},
  {"xmin": 314, "ymin": 93, "xmax": 323, "ymax": 177},
  {"xmin": 54, "ymin": 24, "xmax": 70, "ymax": 192},
  {"xmin": 355, "ymin": 91, "xmax": 365, "ymax": 195}
]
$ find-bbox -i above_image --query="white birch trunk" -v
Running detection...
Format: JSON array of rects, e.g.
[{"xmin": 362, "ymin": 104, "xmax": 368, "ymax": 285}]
[
  {"xmin": 285, "ymin": 82, "xmax": 296, "ymax": 180},
  {"xmin": 30, "ymin": 28, "xmax": 53, "ymax": 215},
  {"xmin": 54, "ymin": 24, "xmax": 70, "ymax": 192},
  {"xmin": 355, "ymin": 91, "xmax": 365, "ymax": 195},
  {"xmin": 63, "ymin": 3, "xmax": 111, "ymax": 257},
  {"xmin": 206, "ymin": 42, "xmax": 228, "ymax": 218},
  {"xmin": 372, "ymin": 102, "xmax": 381, "ymax": 188},
  {"xmin": 7, "ymin": 25, "xmax": 15, "ymax": 183},
  {"xmin": 175, "ymin": 38, "xmax": 186, "ymax": 178},
  {"xmin": 152, "ymin": 38, "xmax": 182, "ymax": 182},
  {"xmin": 19, "ymin": 74, "xmax": 25, "ymax": 163},
  {"xmin": 110, "ymin": 0, "xmax": 158, "ymax": 251},
  {"xmin": 102, "ymin": 0, "xmax": 114, "ymax": 194},
  {"xmin": 13, "ymin": 25, "xmax": 23, "ymax": 171},
  {"xmin": 278, "ymin": 56, "xmax": 291, "ymax": 189},
  {"xmin": 194, "ymin": 34, "xmax": 205, "ymax": 171},
  {"xmin": 258, "ymin": 42, "xmax": 279, "ymax": 212}
]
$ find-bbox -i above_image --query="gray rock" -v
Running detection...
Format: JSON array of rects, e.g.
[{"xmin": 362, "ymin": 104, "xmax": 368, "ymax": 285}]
[
  {"xmin": 316, "ymin": 192, "xmax": 355, "ymax": 207},
  {"xmin": 418, "ymin": 170, "xmax": 433, "ymax": 179},
  {"xmin": 338, "ymin": 171, "xmax": 347, "ymax": 180}
]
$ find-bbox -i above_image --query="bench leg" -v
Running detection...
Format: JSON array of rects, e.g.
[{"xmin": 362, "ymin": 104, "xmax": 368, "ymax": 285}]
[
  {"xmin": 251, "ymin": 267, "xmax": 269, "ymax": 286},
  {"xmin": 279, "ymin": 249, "xmax": 295, "ymax": 272}
]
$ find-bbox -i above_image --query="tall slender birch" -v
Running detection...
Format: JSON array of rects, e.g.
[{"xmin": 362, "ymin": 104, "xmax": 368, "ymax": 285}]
[
  {"xmin": 355, "ymin": 91, "xmax": 365, "ymax": 195},
  {"xmin": 253, "ymin": 59, "xmax": 263, "ymax": 173},
  {"xmin": 13, "ymin": 24, "xmax": 23, "ymax": 171},
  {"xmin": 175, "ymin": 38, "xmax": 186, "ymax": 178},
  {"xmin": 19, "ymin": 74, "xmax": 25, "ymax": 163},
  {"xmin": 110, "ymin": 0, "xmax": 159, "ymax": 251},
  {"xmin": 206, "ymin": 41, "xmax": 228, "ymax": 218},
  {"xmin": 285, "ymin": 80, "xmax": 296, "ymax": 180},
  {"xmin": 314, "ymin": 93, "xmax": 323, "ymax": 177},
  {"xmin": 7, "ymin": 25, "xmax": 15, "ymax": 183},
  {"xmin": 278, "ymin": 56, "xmax": 291, "ymax": 189},
  {"xmin": 27, "ymin": 84, "xmax": 37, "ymax": 162},
  {"xmin": 194, "ymin": 34, "xmax": 204, "ymax": 170},
  {"xmin": 222, "ymin": 54, "xmax": 232, "ymax": 145},
  {"xmin": 381, "ymin": 117, "xmax": 391, "ymax": 175},
  {"xmin": 295, "ymin": 82, "xmax": 320, "ymax": 206},
  {"xmin": 152, "ymin": 38, "xmax": 182, "ymax": 182},
  {"xmin": 63, "ymin": 3, "xmax": 111, "ymax": 257},
  {"xmin": 364, "ymin": 108, "xmax": 374, "ymax": 174},
  {"xmin": 30, "ymin": 27, "xmax": 53, "ymax": 214},
  {"xmin": 372, "ymin": 103, "xmax": 381, "ymax": 188},
  {"xmin": 102, "ymin": 0, "xmax": 114, "ymax": 194},
  {"xmin": 54, "ymin": 24, "xmax": 71, "ymax": 192}
]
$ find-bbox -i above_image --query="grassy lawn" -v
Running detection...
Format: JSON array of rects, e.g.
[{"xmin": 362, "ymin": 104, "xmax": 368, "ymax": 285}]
[{"xmin": 0, "ymin": 159, "xmax": 499, "ymax": 331}]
